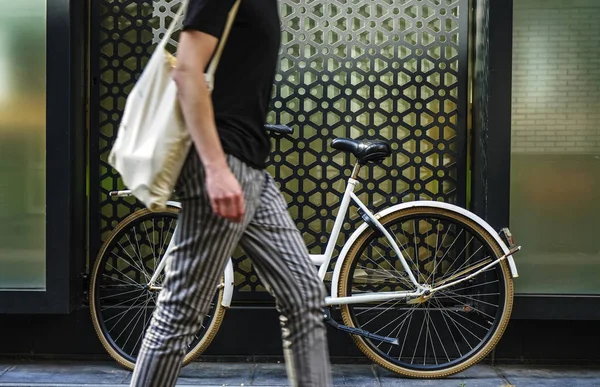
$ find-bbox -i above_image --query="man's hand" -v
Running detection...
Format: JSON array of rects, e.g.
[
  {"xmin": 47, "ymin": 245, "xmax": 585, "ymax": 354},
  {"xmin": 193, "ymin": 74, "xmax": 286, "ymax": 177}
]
[{"xmin": 205, "ymin": 164, "xmax": 246, "ymax": 223}]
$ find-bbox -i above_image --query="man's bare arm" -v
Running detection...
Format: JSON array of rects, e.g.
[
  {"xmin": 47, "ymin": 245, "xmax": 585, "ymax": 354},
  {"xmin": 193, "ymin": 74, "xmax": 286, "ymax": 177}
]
[{"xmin": 172, "ymin": 30, "xmax": 245, "ymax": 223}]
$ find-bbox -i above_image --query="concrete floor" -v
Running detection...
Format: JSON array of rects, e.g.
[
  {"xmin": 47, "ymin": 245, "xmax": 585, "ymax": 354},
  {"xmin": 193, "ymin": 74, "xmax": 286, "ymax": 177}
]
[{"xmin": 0, "ymin": 360, "xmax": 599, "ymax": 386}]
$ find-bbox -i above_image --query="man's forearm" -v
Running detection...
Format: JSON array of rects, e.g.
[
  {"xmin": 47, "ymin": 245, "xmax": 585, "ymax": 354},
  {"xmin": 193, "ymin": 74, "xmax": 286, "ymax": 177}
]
[{"xmin": 174, "ymin": 68, "xmax": 228, "ymax": 171}]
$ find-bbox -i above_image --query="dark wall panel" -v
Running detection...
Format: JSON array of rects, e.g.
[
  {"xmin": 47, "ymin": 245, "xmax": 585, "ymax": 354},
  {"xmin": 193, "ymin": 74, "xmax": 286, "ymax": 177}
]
[{"xmin": 89, "ymin": 0, "xmax": 470, "ymax": 300}]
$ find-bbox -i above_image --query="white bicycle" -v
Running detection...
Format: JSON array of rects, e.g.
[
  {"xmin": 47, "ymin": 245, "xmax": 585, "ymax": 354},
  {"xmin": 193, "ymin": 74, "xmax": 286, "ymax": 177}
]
[{"xmin": 90, "ymin": 124, "xmax": 520, "ymax": 378}]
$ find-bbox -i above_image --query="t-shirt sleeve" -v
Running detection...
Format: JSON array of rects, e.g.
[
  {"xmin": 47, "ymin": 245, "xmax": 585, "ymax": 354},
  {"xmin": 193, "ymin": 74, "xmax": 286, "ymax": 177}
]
[{"xmin": 182, "ymin": 0, "xmax": 237, "ymax": 38}]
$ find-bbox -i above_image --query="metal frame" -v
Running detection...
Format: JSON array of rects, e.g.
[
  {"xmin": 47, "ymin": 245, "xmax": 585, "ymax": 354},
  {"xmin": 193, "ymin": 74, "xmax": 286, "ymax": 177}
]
[
  {"xmin": 470, "ymin": 0, "xmax": 600, "ymax": 319},
  {"xmin": 0, "ymin": 0, "xmax": 87, "ymax": 314},
  {"xmin": 88, "ymin": 0, "xmax": 101, "ymax": 271}
]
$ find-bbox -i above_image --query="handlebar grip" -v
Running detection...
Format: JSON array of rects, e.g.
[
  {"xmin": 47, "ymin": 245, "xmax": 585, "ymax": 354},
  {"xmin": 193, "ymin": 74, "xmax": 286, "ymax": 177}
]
[
  {"xmin": 109, "ymin": 190, "xmax": 133, "ymax": 197},
  {"xmin": 264, "ymin": 124, "xmax": 294, "ymax": 135}
]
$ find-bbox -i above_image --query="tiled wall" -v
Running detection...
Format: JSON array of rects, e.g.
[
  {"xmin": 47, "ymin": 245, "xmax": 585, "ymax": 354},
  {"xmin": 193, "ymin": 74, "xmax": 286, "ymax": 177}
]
[{"xmin": 511, "ymin": 0, "xmax": 600, "ymax": 153}]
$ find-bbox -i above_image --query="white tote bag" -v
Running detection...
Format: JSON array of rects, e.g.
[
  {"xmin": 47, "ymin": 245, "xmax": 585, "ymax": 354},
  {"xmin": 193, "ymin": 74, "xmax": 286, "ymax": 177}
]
[{"xmin": 109, "ymin": 0, "xmax": 241, "ymax": 211}]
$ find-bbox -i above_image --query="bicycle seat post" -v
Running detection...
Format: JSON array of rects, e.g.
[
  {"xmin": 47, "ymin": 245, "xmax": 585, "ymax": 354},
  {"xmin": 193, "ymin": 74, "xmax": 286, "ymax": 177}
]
[{"xmin": 351, "ymin": 163, "xmax": 362, "ymax": 180}]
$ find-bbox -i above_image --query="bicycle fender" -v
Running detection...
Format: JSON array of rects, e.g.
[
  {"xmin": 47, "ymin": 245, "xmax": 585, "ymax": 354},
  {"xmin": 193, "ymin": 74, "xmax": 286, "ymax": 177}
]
[
  {"xmin": 330, "ymin": 201, "xmax": 519, "ymax": 299},
  {"xmin": 222, "ymin": 258, "xmax": 235, "ymax": 308},
  {"xmin": 166, "ymin": 200, "xmax": 182, "ymax": 209}
]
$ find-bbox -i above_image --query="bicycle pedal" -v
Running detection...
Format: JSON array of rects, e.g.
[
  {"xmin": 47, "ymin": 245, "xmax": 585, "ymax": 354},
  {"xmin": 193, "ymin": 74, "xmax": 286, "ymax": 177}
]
[{"xmin": 324, "ymin": 312, "xmax": 399, "ymax": 346}]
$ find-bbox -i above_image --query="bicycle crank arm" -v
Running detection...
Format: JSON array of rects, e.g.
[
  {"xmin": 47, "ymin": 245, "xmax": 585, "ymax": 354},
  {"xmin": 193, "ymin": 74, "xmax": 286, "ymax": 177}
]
[{"xmin": 323, "ymin": 310, "xmax": 399, "ymax": 346}]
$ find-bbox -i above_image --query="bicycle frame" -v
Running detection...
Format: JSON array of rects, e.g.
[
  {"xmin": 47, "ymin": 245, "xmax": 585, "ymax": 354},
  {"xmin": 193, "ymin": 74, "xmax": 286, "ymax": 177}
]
[
  {"xmin": 309, "ymin": 163, "xmax": 519, "ymax": 306},
  {"xmin": 138, "ymin": 162, "xmax": 518, "ymax": 308},
  {"xmin": 304, "ymin": 164, "xmax": 426, "ymax": 306}
]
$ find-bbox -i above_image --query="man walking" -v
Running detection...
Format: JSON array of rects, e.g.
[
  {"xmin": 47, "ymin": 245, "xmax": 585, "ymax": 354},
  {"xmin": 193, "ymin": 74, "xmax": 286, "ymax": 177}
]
[{"xmin": 129, "ymin": 0, "xmax": 333, "ymax": 386}]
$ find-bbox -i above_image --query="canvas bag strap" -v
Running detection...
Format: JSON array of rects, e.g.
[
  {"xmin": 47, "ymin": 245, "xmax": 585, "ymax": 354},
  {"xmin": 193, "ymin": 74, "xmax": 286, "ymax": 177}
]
[
  {"xmin": 206, "ymin": 0, "xmax": 241, "ymax": 77},
  {"xmin": 159, "ymin": 0, "xmax": 241, "ymax": 78},
  {"xmin": 158, "ymin": 0, "xmax": 189, "ymax": 51}
]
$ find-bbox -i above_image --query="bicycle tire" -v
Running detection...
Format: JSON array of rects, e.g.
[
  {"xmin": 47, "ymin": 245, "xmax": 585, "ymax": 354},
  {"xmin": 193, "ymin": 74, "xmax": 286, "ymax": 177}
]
[
  {"xmin": 338, "ymin": 206, "xmax": 514, "ymax": 378},
  {"xmin": 89, "ymin": 206, "xmax": 226, "ymax": 370}
]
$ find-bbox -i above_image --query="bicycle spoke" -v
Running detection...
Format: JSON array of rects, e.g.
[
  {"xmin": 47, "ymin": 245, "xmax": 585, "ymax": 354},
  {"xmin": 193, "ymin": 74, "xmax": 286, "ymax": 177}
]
[
  {"xmin": 355, "ymin": 298, "xmax": 396, "ymax": 317},
  {"xmin": 359, "ymin": 250, "xmax": 409, "ymax": 286},
  {"xmin": 433, "ymin": 220, "xmax": 451, "ymax": 268},
  {"xmin": 393, "ymin": 225, "xmax": 419, "ymax": 275},
  {"xmin": 378, "ymin": 305, "xmax": 417, "ymax": 356},
  {"xmin": 413, "ymin": 219, "xmax": 420, "ymax": 281},
  {"xmin": 360, "ymin": 299, "xmax": 405, "ymax": 329},
  {"xmin": 399, "ymin": 306, "xmax": 416, "ymax": 360},
  {"xmin": 378, "ymin": 239, "xmax": 418, "ymax": 289},
  {"xmin": 446, "ymin": 308, "xmax": 493, "ymax": 332},
  {"xmin": 436, "ymin": 289, "xmax": 499, "ymax": 309},
  {"xmin": 352, "ymin": 266, "xmax": 412, "ymax": 292},
  {"xmin": 439, "ymin": 291, "xmax": 496, "ymax": 320},
  {"xmin": 434, "ymin": 298, "xmax": 475, "ymax": 350},
  {"xmin": 100, "ymin": 287, "xmax": 144, "ymax": 300},
  {"xmin": 132, "ymin": 293, "xmax": 152, "ymax": 355},
  {"xmin": 140, "ymin": 222, "xmax": 155, "ymax": 279},
  {"xmin": 104, "ymin": 292, "xmax": 147, "ymax": 336},
  {"xmin": 398, "ymin": 222, "xmax": 421, "ymax": 282},
  {"xmin": 102, "ymin": 291, "xmax": 146, "ymax": 314},
  {"xmin": 436, "ymin": 289, "xmax": 500, "ymax": 298},
  {"xmin": 122, "ymin": 294, "xmax": 153, "ymax": 355},
  {"xmin": 110, "ymin": 249, "xmax": 148, "ymax": 284},
  {"xmin": 440, "ymin": 246, "xmax": 486, "ymax": 284},
  {"xmin": 373, "ymin": 304, "xmax": 418, "ymax": 348},
  {"xmin": 382, "ymin": 303, "xmax": 419, "ymax": 353},
  {"xmin": 432, "ymin": 297, "xmax": 463, "ymax": 358},
  {"xmin": 446, "ymin": 278, "xmax": 499, "ymax": 292},
  {"xmin": 155, "ymin": 218, "xmax": 160, "ymax": 274},
  {"xmin": 101, "ymin": 272, "xmax": 143, "ymax": 288},
  {"xmin": 425, "ymin": 220, "xmax": 441, "ymax": 286},
  {"xmin": 159, "ymin": 218, "xmax": 175, "ymax": 259},
  {"xmin": 411, "ymin": 307, "xmax": 427, "ymax": 363},
  {"xmin": 124, "ymin": 231, "xmax": 149, "ymax": 281},
  {"xmin": 354, "ymin": 265, "xmax": 406, "ymax": 282},
  {"xmin": 370, "ymin": 245, "xmax": 408, "ymax": 283},
  {"xmin": 423, "ymin": 306, "xmax": 431, "ymax": 364},
  {"xmin": 426, "ymin": 229, "xmax": 467, "ymax": 285},
  {"xmin": 104, "ymin": 304, "xmax": 141, "ymax": 324},
  {"xmin": 105, "ymin": 261, "xmax": 144, "ymax": 288},
  {"xmin": 434, "ymin": 296, "xmax": 491, "ymax": 340},
  {"xmin": 114, "ymin": 295, "xmax": 151, "ymax": 343},
  {"xmin": 428, "ymin": 303, "xmax": 450, "ymax": 363}
]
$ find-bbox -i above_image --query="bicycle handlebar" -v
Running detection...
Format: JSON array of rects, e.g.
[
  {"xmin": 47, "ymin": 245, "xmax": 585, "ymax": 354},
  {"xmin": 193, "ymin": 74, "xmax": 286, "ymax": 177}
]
[
  {"xmin": 264, "ymin": 124, "xmax": 294, "ymax": 135},
  {"xmin": 109, "ymin": 190, "xmax": 133, "ymax": 197}
]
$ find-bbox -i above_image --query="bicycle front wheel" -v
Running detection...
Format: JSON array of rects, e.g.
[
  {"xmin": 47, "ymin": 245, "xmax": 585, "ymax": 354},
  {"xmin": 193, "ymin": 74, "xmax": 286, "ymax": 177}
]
[
  {"xmin": 338, "ymin": 206, "xmax": 514, "ymax": 378},
  {"xmin": 89, "ymin": 207, "xmax": 226, "ymax": 370}
]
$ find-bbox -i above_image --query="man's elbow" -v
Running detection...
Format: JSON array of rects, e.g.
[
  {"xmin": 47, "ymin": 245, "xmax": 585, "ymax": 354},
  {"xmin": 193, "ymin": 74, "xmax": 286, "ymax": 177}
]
[
  {"xmin": 172, "ymin": 65, "xmax": 190, "ymax": 90},
  {"xmin": 172, "ymin": 63, "xmax": 210, "ymax": 96}
]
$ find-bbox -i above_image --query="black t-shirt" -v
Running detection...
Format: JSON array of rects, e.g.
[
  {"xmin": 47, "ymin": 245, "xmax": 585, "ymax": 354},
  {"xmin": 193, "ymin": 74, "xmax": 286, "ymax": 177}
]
[{"xmin": 183, "ymin": 0, "xmax": 281, "ymax": 170}]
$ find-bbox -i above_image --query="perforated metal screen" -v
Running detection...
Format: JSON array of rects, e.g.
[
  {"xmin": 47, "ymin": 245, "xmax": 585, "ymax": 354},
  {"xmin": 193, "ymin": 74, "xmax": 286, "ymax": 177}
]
[{"xmin": 90, "ymin": 0, "xmax": 468, "ymax": 297}]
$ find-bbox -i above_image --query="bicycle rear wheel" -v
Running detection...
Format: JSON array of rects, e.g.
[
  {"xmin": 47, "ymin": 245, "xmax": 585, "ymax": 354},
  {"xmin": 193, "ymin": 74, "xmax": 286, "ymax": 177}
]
[
  {"xmin": 338, "ymin": 206, "xmax": 514, "ymax": 378},
  {"xmin": 89, "ymin": 207, "xmax": 226, "ymax": 370}
]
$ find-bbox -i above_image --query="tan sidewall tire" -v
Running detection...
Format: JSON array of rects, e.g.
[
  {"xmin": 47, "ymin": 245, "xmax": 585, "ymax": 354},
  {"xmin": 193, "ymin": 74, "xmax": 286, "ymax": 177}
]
[
  {"xmin": 89, "ymin": 207, "xmax": 226, "ymax": 371},
  {"xmin": 338, "ymin": 207, "xmax": 514, "ymax": 378}
]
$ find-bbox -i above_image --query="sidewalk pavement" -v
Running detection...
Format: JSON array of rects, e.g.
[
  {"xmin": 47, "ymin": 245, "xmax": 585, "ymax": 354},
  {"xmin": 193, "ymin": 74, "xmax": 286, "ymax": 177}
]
[{"xmin": 0, "ymin": 360, "xmax": 599, "ymax": 387}]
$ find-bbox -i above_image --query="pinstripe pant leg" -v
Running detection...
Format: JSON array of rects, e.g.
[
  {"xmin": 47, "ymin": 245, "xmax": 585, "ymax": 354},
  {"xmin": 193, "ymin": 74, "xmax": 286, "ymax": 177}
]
[
  {"xmin": 130, "ymin": 154, "xmax": 265, "ymax": 387},
  {"xmin": 239, "ymin": 173, "xmax": 333, "ymax": 387}
]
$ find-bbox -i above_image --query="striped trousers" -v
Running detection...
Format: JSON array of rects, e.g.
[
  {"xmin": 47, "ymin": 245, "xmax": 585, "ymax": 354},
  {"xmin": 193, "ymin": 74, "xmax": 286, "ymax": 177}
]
[{"xmin": 130, "ymin": 151, "xmax": 332, "ymax": 387}]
